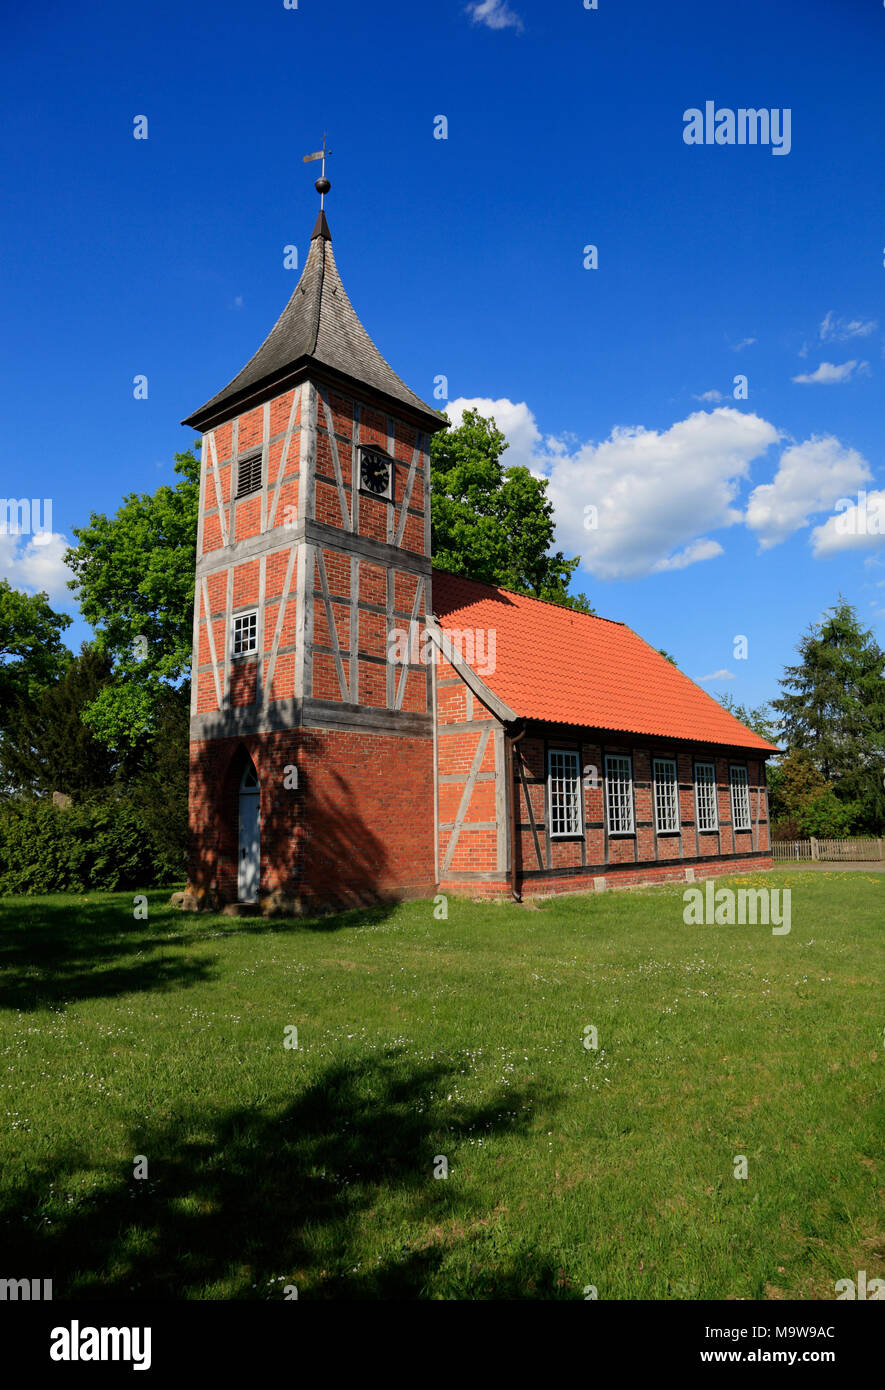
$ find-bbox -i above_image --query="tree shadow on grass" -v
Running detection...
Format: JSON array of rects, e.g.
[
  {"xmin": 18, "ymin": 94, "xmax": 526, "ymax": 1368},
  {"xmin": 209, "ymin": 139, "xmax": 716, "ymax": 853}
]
[
  {"xmin": 0, "ymin": 1049, "xmax": 567, "ymax": 1299},
  {"xmin": 0, "ymin": 894, "xmax": 219, "ymax": 1012},
  {"xmin": 0, "ymin": 894, "xmax": 419, "ymax": 1012},
  {"xmin": 0, "ymin": 889, "xmax": 414, "ymax": 1011}
]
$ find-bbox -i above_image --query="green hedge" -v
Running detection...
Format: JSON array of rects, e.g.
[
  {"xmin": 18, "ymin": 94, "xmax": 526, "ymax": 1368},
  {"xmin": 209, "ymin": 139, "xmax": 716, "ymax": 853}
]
[{"xmin": 0, "ymin": 794, "xmax": 183, "ymax": 894}]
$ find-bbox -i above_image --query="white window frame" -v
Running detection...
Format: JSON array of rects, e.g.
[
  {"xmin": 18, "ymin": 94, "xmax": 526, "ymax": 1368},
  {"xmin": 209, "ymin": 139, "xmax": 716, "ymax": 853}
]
[
  {"xmin": 548, "ymin": 748, "xmax": 582, "ymax": 838},
  {"xmin": 729, "ymin": 764, "xmax": 751, "ymax": 831},
  {"xmin": 231, "ymin": 608, "xmax": 259, "ymax": 659},
  {"xmin": 605, "ymin": 753, "xmax": 634, "ymax": 835},
  {"xmin": 694, "ymin": 761, "xmax": 718, "ymax": 833},
  {"xmin": 652, "ymin": 757, "xmax": 679, "ymax": 834}
]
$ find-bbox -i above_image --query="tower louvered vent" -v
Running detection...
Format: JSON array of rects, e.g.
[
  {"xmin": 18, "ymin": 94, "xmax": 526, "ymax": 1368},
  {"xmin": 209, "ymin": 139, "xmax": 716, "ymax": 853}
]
[{"xmin": 236, "ymin": 453, "xmax": 263, "ymax": 498}]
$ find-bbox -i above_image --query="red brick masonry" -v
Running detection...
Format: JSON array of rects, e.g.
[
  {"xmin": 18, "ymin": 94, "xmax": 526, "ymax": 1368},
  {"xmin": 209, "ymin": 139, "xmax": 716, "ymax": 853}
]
[{"xmin": 189, "ymin": 726, "xmax": 436, "ymax": 912}]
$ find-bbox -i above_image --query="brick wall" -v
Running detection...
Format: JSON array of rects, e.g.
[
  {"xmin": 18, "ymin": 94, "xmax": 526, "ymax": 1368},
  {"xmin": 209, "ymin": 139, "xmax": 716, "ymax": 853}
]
[
  {"xmin": 436, "ymin": 660, "xmax": 505, "ymax": 894},
  {"xmin": 188, "ymin": 725, "xmax": 436, "ymax": 911},
  {"xmin": 517, "ymin": 854, "xmax": 771, "ymax": 899},
  {"xmin": 310, "ymin": 543, "xmax": 429, "ymax": 711},
  {"xmin": 435, "ymin": 706, "xmax": 772, "ymax": 901},
  {"xmin": 511, "ymin": 728, "xmax": 771, "ymax": 894}
]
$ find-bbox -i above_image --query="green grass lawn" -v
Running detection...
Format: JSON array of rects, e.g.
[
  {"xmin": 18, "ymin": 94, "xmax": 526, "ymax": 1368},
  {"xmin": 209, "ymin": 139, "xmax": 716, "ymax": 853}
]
[{"xmin": 0, "ymin": 871, "xmax": 881, "ymax": 1300}]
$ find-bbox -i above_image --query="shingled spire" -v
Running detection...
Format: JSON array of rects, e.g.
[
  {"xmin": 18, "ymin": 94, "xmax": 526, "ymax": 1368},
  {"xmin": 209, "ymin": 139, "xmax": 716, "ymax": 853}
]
[{"xmin": 183, "ymin": 212, "xmax": 442, "ymax": 431}]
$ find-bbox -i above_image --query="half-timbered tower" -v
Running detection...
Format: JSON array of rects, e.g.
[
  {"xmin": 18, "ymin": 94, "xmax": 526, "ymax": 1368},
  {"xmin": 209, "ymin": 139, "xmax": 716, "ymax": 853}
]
[{"xmin": 183, "ymin": 203, "xmax": 446, "ymax": 912}]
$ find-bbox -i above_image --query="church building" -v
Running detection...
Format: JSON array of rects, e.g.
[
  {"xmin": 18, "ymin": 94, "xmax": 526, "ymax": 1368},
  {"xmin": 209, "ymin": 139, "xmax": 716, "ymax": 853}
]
[{"xmin": 183, "ymin": 185, "xmax": 777, "ymax": 913}]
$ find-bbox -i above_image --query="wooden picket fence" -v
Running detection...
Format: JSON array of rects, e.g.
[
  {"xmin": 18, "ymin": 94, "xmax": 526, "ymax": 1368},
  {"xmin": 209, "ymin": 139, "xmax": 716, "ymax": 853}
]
[
  {"xmin": 772, "ymin": 836, "xmax": 884, "ymax": 862},
  {"xmin": 772, "ymin": 840, "xmax": 812, "ymax": 861}
]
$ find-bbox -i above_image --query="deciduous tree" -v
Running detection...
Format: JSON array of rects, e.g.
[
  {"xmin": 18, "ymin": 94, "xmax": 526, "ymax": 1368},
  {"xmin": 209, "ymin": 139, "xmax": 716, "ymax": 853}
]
[
  {"xmin": 64, "ymin": 449, "xmax": 199, "ymax": 745},
  {"xmin": 430, "ymin": 410, "xmax": 593, "ymax": 612},
  {"xmin": 0, "ymin": 581, "xmax": 71, "ymax": 731}
]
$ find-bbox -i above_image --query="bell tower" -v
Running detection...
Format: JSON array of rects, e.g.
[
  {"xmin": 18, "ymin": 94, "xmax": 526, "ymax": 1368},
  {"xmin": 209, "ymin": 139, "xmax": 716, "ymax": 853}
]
[{"xmin": 183, "ymin": 166, "xmax": 445, "ymax": 912}]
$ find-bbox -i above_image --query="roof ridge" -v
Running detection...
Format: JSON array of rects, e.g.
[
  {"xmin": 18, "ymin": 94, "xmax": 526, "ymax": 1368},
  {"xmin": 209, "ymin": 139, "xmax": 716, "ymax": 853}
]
[
  {"xmin": 431, "ymin": 567, "xmax": 626, "ymax": 626},
  {"xmin": 308, "ymin": 236, "xmax": 326, "ymax": 356}
]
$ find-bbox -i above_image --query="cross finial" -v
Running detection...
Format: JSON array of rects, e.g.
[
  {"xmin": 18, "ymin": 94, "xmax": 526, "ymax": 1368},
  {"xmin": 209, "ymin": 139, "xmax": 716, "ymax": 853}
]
[{"xmin": 303, "ymin": 134, "xmax": 332, "ymax": 209}]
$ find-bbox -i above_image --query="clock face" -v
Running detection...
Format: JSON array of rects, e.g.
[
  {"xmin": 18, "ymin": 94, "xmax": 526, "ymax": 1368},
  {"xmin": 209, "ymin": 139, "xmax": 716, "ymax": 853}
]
[{"xmin": 360, "ymin": 449, "xmax": 391, "ymax": 498}]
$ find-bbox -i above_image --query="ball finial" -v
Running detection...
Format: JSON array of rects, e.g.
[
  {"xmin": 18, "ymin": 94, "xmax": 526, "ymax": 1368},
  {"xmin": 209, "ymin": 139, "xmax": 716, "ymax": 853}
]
[{"xmin": 303, "ymin": 136, "xmax": 332, "ymax": 209}]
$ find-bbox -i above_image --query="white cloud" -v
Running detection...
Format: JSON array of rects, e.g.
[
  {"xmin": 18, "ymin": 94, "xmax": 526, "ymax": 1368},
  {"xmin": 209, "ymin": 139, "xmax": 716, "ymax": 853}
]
[
  {"xmin": 449, "ymin": 400, "xmax": 780, "ymax": 579},
  {"xmin": 699, "ymin": 669, "xmax": 735, "ymax": 682},
  {"xmin": 450, "ymin": 399, "xmax": 782, "ymax": 579},
  {"xmin": 730, "ymin": 337, "xmax": 756, "ymax": 351},
  {"xmin": 693, "ymin": 389, "xmax": 725, "ymax": 403},
  {"xmin": 444, "ymin": 397, "xmax": 545, "ymax": 474},
  {"xmin": 819, "ymin": 310, "xmax": 877, "ymax": 342},
  {"xmin": 652, "ymin": 538, "xmax": 724, "ymax": 572},
  {"xmin": 811, "ymin": 489, "xmax": 885, "ymax": 557},
  {"xmin": 445, "ymin": 396, "xmax": 877, "ymax": 576},
  {"xmin": 465, "ymin": 0, "xmax": 524, "ymax": 32},
  {"xmin": 0, "ymin": 531, "xmax": 74, "ymax": 603},
  {"xmin": 792, "ymin": 359, "xmax": 867, "ymax": 384},
  {"xmin": 745, "ymin": 436, "xmax": 872, "ymax": 550},
  {"xmin": 547, "ymin": 408, "xmax": 780, "ymax": 580}
]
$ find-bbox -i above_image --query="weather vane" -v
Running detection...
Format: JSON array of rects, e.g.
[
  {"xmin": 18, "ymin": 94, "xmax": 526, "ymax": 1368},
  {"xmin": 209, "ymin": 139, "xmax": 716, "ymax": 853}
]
[{"xmin": 303, "ymin": 133, "xmax": 332, "ymax": 209}]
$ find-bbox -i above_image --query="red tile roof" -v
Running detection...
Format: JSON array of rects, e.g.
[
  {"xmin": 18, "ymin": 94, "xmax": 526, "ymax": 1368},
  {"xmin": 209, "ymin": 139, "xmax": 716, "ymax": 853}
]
[{"xmin": 432, "ymin": 570, "xmax": 778, "ymax": 753}]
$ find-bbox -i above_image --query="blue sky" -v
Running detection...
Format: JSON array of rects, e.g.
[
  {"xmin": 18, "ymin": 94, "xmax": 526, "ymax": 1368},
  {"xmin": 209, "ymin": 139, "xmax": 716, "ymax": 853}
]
[{"xmin": 2, "ymin": 0, "xmax": 883, "ymax": 713}]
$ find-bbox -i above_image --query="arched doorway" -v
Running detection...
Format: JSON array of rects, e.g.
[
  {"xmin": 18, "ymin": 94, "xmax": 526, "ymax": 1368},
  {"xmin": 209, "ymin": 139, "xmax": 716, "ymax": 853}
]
[{"xmin": 237, "ymin": 761, "xmax": 261, "ymax": 903}]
